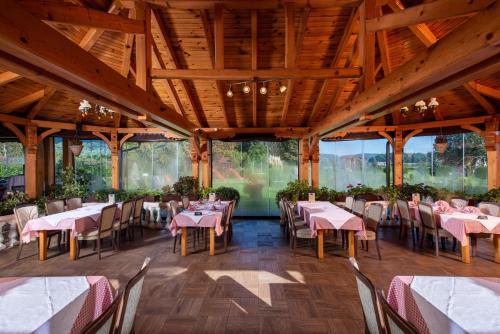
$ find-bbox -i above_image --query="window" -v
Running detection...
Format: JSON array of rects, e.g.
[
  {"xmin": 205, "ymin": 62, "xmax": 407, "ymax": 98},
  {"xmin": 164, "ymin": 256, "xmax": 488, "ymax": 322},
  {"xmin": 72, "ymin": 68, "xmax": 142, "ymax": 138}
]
[
  {"xmin": 403, "ymin": 133, "xmax": 487, "ymax": 194},
  {"xmin": 319, "ymin": 139, "xmax": 389, "ymax": 191},
  {"xmin": 75, "ymin": 140, "xmax": 112, "ymax": 191},
  {"xmin": 121, "ymin": 140, "xmax": 191, "ymax": 190},
  {"xmin": 212, "ymin": 140, "xmax": 298, "ymax": 216},
  {"xmin": 0, "ymin": 142, "xmax": 24, "ymax": 178}
]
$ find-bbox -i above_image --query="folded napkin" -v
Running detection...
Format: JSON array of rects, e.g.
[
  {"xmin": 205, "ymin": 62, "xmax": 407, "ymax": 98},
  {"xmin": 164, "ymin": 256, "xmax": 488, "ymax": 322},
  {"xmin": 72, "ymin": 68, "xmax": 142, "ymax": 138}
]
[
  {"xmin": 434, "ymin": 200, "xmax": 451, "ymax": 213},
  {"xmin": 461, "ymin": 206, "xmax": 481, "ymax": 214}
]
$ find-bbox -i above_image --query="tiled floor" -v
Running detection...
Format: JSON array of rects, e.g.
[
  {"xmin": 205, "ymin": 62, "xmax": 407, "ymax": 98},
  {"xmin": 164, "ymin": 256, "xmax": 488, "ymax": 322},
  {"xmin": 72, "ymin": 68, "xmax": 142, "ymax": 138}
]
[{"xmin": 1, "ymin": 219, "xmax": 499, "ymax": 333}]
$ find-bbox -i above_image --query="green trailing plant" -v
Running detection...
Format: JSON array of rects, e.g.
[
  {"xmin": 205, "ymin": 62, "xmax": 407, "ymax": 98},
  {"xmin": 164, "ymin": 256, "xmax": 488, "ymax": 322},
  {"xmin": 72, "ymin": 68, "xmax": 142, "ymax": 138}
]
[
  {"xmin": 0, "ymin": 192, "xmax": 31, "ymax": 216},
  {"xmin": 346, "ymin": 185, "xmax": 376, "ymax": 197},
  {"xmin": 377, "ymin": 185, "xmax": 400, "ymax": 205},
  {"xmin": 198, "ymin": 186, "xmax": 215, "ymax": 199},
  {"xmin": 275, "ymin": 180, "xmax": 311, "ymax": 205},
  {"xmin": 476, "ymin": 188, "xmax": 500, "ymax": 203},
  {"xmin": 214, "ymin": 186, "xmax": 240, "ymax": 206},
  {"xmin": 161, "ymin": 185, "xmax": 176, "ymax": 196},
  {"xmin": 173, "ymin": 176, "xmax": 198, "ymax": 196},
  {"xmin": 60, "ymin": 166, "xmax": 88, "ymax": 199}
]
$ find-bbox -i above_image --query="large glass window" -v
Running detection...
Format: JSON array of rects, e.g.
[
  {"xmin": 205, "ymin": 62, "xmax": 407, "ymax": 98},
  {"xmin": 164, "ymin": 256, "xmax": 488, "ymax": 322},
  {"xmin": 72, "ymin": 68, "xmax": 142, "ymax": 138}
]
[
  {"xmin": 403, "ymin": 133, "xmax": 487, "ymax": 193},
  {"xmin": 0, "ymin": 142, "xmax": 24, "ymax": 178},
  {"xmin": 212, "ymin": 140, "xmax": 298, "ymax": 216},
  {"xmin": 75, "ymin": 140, "xmax": 112, "ymax": 191},
  {"xmin": 319, "ymin": 139, "xmax": 389, "ymax": 191},
  {"xmin": 121, "ymin": 140, "xmax": 191, "ymax": 190},
  {"xmin": 54, "ymin": 137, "xmax": 63, "ymax": 184}
]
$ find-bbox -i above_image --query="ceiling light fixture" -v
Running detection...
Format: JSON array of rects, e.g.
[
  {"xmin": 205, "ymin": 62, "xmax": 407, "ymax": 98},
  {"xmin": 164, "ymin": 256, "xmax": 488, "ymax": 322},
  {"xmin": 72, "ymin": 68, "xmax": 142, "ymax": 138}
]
[
  {"xmin": 259, "ymin": 83, "xmax": 267, "ymax": 95},
  {"xmin": 242, "ymin": 83, "xmax": 251, "ymax": 94},
  {"xmin": 279, "ymin": 83, "xmax": 287, "ymax": 93},
  {"xmin": 226, "ymin": 84, "xmax": 233, "ymax": 98}
]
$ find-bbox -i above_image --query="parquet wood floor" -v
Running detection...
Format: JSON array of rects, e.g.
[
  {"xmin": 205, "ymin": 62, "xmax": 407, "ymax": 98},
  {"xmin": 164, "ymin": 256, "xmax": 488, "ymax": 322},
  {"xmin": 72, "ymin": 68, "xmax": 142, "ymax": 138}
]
[{"xmin": 1, "ymin": 220, "xmax": 499, "ymax": 333}]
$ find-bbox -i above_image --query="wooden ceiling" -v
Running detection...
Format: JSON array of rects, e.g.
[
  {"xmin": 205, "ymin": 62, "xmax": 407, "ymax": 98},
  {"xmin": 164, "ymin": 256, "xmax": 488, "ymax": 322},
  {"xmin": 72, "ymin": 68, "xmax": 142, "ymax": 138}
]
[{"xmin": 0, "ymin": 0, "xmax": 498, "ymax": 140}]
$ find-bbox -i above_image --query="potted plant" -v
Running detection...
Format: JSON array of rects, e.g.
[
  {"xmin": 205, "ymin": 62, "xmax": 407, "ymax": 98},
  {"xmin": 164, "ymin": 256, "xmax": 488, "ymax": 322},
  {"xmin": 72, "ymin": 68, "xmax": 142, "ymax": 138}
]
[
  {"xmin": 434, "ymin": 135, "xmax": 448, "ymax": 154},
  {"xmin": 161, "ymin": 185, "xmax": 178, "ymax": 202},
  {"xmin": 173, "ymin": 176, "xmax": 199, "ymax": 200}
]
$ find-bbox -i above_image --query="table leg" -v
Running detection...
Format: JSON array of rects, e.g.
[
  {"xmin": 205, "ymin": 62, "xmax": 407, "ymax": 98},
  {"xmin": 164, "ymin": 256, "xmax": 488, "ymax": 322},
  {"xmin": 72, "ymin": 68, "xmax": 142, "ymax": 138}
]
[
  {"xmin": 461, "ymin": 241, "xmax": 471, "ymax": 264},
  {"xmin": 69, "ymin": 237, "xmax": 77, "ymax": 260},
  {"xmin": 317, "ymin": 230, "xmax": 324, "ymax": 259},
  {"xmin": 348, "ymin": 230, "xmax": 355, "ymax": 257},
  {"xmin": 39, "ymin": 230, "xmax": 47, "ymax": 261},
  {"xmin": 209, "ymin": 227, "xmax": 215, "ymax": 256},
  {"xmin": 494, "ymin": 234, "xmax": 500, "ymax": 263},
  {"xmin": 181, "ymin": 227, "xmax": 187, "ymax": 256},
  {"xmin": 66, "ymin": 230, "xmax": 71, "ymax": 252}
]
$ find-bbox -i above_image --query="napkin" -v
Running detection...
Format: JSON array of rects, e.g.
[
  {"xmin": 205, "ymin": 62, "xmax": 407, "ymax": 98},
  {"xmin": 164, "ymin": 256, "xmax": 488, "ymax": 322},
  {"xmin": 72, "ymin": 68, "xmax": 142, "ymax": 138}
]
[
  {"xmin": 434, "ymin": 200, "xmax": 450, "ymax": 213},
  {"xmin": 461, "ymin": 206, "xmax": 481, "ymax": 214}
]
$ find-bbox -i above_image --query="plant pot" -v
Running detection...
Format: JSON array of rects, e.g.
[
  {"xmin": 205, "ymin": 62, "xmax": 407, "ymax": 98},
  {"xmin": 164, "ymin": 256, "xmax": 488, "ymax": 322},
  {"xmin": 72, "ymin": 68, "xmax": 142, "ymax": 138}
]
[{"xmin": 434, "ymin": 142, "xmax": 448, "ymax": 154}]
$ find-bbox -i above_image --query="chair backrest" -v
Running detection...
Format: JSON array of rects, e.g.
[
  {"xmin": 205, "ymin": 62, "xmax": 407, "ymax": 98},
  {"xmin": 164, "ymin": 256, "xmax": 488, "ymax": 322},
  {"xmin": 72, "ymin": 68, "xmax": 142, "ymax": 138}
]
[
  {"xmin": 45, "ymin": 199, "xmax": 65, "ymax": 215},
  {"xmin": 365, "ymin": 203, "xmax": 383, "ymax": 232},
  {"xmin": 284, "ymin": 201, "xmax": 297, "ymax": 235},
  {"xmin": 168, "ymin": 200, "xmax": 178, "ymax": 216},
  {"xmin": 99, "ymin": 204, "xmax": 118, "ymax": 235},
  {"xmin": 66, "ymin": 197, "xmax": 82, "ymax": 210},
  {"xmin": 208, "ymin": 193, "xmax": 217, "ymax": 202},
  {"xmin": 181, "ymin": 196, "xmax": 190, "ymax": 209},
  {"xmin": 345, "ymin": 196, "xmax": 355, "ymax": 211},
  {"xmin": 396, "ymin": 199, "xmax": 411, "ymax": 222},
  {"xmin": 349, "ymin": 257, "xmax": 384, "ymax": 334},
  {"xmin": 352, "ymin": 199, "xmax": 366, "ymax": 217},
  {"xmin": 478, "ymin": 202, "xmax": 500, "ymax": 216},
  {"xmin": 450, "ymin": 198, "xmax": 468, "ymax": 208},
  {"xmin": 81, "ymin": 291, "xmax": 122, "ymax": 334},
  {"xmin": 115, "ymin": 257, "xmax": 151, "ymax": 334},
  {"xmin": 120, "ymin": 200, "xmax": 134, "ymax": 225},
  {"xmin": 132, "ymin": 197, "xmax": 144, "ymax": 221},
  {"xmin": 418, "ymin": 202, "xmax": 436, "ymax": 229},
  {"xmin": 13, "ymin": 204, "xmax": 38, "ymax": 235},
  {"xmin": 376, "ymin": 290, "xmax": 418, "ymax": 334}
]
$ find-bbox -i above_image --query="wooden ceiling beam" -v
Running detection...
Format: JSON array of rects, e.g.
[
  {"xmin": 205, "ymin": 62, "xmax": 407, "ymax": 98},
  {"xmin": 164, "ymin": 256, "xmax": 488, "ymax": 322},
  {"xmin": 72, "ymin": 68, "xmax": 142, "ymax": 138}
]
[
  {"xmin": 312, "ymin": 1, "xmax": 500, "ymax": 137},
  {"xmin": 467, "ymin": 81, "xmax": 500, "ymax": 100},
  {"xmin": 151, "ymin": 68, "xmax": 362, "ymax": 80},
  {"xmin": 151, "ymin": 9, "xmax": 207, "ymax": 127},
  {"xmin": 195, "ymin": 126, "xmax": 311, "ymax": 139},
  {"xmin": 27, "ymin": 86, "xmax": 56, "ymax": 119},
  {"xmin": 362, "ymin": 0, "xmax": 376, "ymax": 90},
  {"xmin": 1, "ymin": 89, "xmax": 45, "ymax": 114},
  {"xmin": 386, "ymin": 0, "xmax": 437, "ymax": 47},
  {"xmin": 0, "ymin": 71, "xmax": 21, "ymax": 86},
  {"xmin": 464, "ymin": 82, "xmax": 497, "ymax": 115},
  {"xmin": 134, "ymin": 2, "xmax": 152, "ymax": 92},
  {"xmin": 18, "ymin": 0, "xmax": 143, "ymax": 34},
  {"xmin": 138, "ymin": 0, "xmax": 362, "ymax": 9},
  {"xmin": 0, "ymin": 0, "xmax": 193, "ymax": 136},
  {"xmin": 280, "ymin": 2, "xmax": 297, "ymax": 126},
  {"xmin": 368, "ymin": 0, "xmax": 495, "ymax": 32}
]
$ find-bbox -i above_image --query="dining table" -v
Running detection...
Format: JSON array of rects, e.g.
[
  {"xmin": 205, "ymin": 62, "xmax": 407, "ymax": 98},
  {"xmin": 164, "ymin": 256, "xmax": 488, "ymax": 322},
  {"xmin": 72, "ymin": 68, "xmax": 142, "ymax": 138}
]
[
  {"xmin": 22, "ymin": 202, "xmax": 121, "ymax": 261},
  {"xmin": 0, "ymin": 275, "xmax": 114, "ymax": 334},
  {"xmin": 393, "ymin": 202, "xmax": 500, "ymax": 263},
  {"xmin": 296, "ymin": 201, "xmax": 364, "ymax": 259},
  {"xmin": 169, "ymin": 201, "xmax": 229, "ymax": 256},
  {"xmin": 387, "ymin": 275, "xmax": 500, "ymax": 334}
]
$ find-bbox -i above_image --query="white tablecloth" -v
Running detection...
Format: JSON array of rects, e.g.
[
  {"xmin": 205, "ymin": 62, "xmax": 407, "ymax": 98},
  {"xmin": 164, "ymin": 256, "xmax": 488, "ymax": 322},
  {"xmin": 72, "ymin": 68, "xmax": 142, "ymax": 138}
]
[
  {"xmin": 411, "ymin": 276, "xmax": 500, "ymax": 334},
  {"xmin": 177, "ymin": 210, "xmax": 219, "ymax": 224},
  {"xmin": 0, "ymin": 277, "xmax": 90, "ymax": 334}
]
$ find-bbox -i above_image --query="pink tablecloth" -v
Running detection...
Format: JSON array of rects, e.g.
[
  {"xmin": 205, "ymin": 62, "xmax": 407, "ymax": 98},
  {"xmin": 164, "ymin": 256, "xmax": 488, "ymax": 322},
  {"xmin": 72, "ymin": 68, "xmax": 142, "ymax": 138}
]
[
  {"xmin": 170, "ymin": 211, "xmax": 223, "ymax": 236},
  {"xmin": 0, "ymin": 276, "xmax": 113, "ymax": 334},
  {"xmin": 21, "ymin": 203, "xmax": 121, "ymax": 243},
  {"xmin": 298, "ymin": 203, "xmax": 364, "ymax": 237}
]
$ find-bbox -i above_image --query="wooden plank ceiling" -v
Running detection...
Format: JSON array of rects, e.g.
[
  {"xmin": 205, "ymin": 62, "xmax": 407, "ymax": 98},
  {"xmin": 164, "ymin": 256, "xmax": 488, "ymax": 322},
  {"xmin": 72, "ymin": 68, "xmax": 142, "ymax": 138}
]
[{"xmin": 0, "ymin": 0, "xmax": 498, "ymax": 139}]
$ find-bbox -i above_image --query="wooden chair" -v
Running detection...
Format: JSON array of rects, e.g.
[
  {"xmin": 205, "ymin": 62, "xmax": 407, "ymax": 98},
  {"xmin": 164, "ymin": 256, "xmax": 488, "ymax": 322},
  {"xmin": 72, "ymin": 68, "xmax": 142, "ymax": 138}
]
[
  {"xmin": 417, "ymin": 202, "xmax": 454, "ymax": 256},
  {"xmin": 356, "ymin": 203, "xmax": 384, "ymax": 260},
  {"xmin": 478, "ymin": 202, "xmax": 500, "ymax": 216},
  {"xmin": 376, "ymin": 290, "xmax": 418, "ymax": 334},
  {"xmin": 222, "ymin": 200, "xmax": 235, "ymax": 252},
  {"xmin": 349, "ymin": 257, "xmax": 385, "ymax": 334},
  {"xmin": 345, "ymin": 196, "xmax": 355, "ymax": 212},
  {"xmin": 352, "ymin": 199, "xmax": 366, "ymax": 218},
  {"xmin": 81, "ymin": 291, "xmax": 122, "ymax": 334},
  {"xmin": 77, "ymin": 204, "xmax": 118, "ymax": 260},
  {"xmin": 450, "ymin": 198, "xmax": 468, "ymax": 209},
  {"xmin": 181, "ymin": 196, "xmax": 190, "ymax": 209},
  {"xmin": 285, "ymin": 201, "xmax": 315, "ymax": 256},
  {"xmin": 45, "ymin": 199, "xmax": 65, "ymax": 215},
  {"xmin": 115, "ymin": 257, "xmax": 151, "ymax": 334},
  {"xmin": 170, "ymin": 200, "xmax": 197, "ymax": 253},
  {"xmin": 114, "ymin": 199, "xmax": 134, "ymax": 248},
  {"xmin": 130, "ymin": 197, "xmax": 145, "ymax": 240},
  {"xmin": 14, "ymin": 204, "xmax": 61, "ymax": 260},
  {"xmin": 396, "ymin": 199, "xmax": 420, "ymax": 248},
  {"xmin": 66, "ymin": 197, "xmax": 82, "ymax": 210}
]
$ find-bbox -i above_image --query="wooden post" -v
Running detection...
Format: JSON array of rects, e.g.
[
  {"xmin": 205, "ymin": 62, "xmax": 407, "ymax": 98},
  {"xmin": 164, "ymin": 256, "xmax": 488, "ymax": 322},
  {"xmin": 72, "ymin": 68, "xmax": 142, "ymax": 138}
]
[
  {"xmin": 44, "ymin": 137, "xmax": 55, "ymax": 187},
  {"xmin": 483, "ymin": 122, "xmax": 499, "ymax": 189},
  {"xmin": 393, "ymin": 130, "xmax": 403, "ymax": 186},
  {"xmin": 191, "ymin": 137, "xmax": 200, "ymax": 181},
  {"xmin": 201, "ymin": 139, "xmax": 210, "ymax": 188},
  {"xmin": 110, "ymin": 132, "xmax": 119, "ymax": 189},
  {"xmin": 24, "ymin": 126, "xmax": 38, "ymax": 198},
  {"xmin": 310, "ymin": 138, "xmax": 320, "ymax": 189},
  {"xmin": 62, "ymin": 137, "xmax": 74, "ymax": 168},
  {"xmin": 299, "ymin": 138, "xmax": 309, "ymax": 183},
  {"xmin": 134, "ymin": 2, "xmax": 152, "ymax": 92}
]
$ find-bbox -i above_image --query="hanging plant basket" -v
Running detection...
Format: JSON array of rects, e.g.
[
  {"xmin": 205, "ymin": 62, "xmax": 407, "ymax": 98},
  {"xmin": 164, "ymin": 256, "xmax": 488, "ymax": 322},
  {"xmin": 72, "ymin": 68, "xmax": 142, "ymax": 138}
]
[
  {"xmin": 70, "ymin": 143, "xmax": 83, "ymax": 156},
  {"xmin": 434, "ymin": 136, "xmax": 448, "ymax": 154}
]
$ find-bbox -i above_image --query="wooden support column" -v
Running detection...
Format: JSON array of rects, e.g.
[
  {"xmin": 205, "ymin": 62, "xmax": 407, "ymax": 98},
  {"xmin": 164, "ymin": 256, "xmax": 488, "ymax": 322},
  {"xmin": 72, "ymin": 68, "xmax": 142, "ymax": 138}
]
[
  {"xmin": 299, "ymin": 138, "xmax": 309, "ymax": 183},
  {"xmin": 110, "ymin": 132, "xmax": 119, "ymax": 189},
  {"xmin": 134, "ymin": 2, "xmax": 152, "ymax": 92},
  {"xmin": 24, "ymin": 126, "xmax": 38, "ymax": 198},
  {"xmin": 393, "ymin": 130, "xmax": 403, "ymax": 186},
  {"xmin": 310, "ymin": 137, "xmax": 320, "ymax": 189},
  {"xmin": 191, "ymin": 137, "xmax": 200, "ymax": 181},
  {"xmin": 62, "ymin": 138, "xmax": 74, "ymax": 168},
  {"xmin": 483, "ymin": 121, "xmax": 500, "ymax": 189},
  {"xmin": 200, "ymin": 139, "xmax": 210, "ymax": 188},
  {"xmin": 44, "ymin": 137, "xmax": 55, "ymax": 187}
]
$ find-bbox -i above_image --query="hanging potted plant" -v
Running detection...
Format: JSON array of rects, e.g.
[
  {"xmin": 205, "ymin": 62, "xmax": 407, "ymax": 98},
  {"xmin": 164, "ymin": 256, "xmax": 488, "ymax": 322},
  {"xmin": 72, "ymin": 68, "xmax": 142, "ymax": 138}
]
[
  {"xmin": 434, "ymin": 135, "xmax": 448, "ymax": 154},
  {"xmin": 70, "ymin": 122, "xmax": 84, "ymax": 157}
]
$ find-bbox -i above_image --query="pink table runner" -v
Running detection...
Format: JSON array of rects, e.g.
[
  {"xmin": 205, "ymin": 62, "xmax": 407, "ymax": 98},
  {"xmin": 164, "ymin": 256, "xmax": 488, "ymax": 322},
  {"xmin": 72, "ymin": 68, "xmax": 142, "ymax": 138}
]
[
  {"xmin": 0, "ymin": 276, "xmax": 113, "ymax": 334},
  {"xmin": 170, "ymin": 211, "xmax": 223, "ymax": 236},
  {"xmin": 387, "ymin": 275, "xmax": 500, "ymax": 334},
  {"xmin": 22, "ymin": 203, "xmax": 121, "ymax": 243}
]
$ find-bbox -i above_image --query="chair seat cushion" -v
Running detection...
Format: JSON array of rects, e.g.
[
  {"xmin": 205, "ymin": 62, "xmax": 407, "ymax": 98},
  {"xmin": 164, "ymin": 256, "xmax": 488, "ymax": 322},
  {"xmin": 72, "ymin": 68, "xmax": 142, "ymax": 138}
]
[
  {"xmin": 296, "ymin": 228, "xmax": 314, "ymax": 239},
  {"xmin": 356, "ymin": 230, "xmax": 377, "ymax": 240},
  {"xmin": 78, "ymin": 228, "xmax": 112, "ymax": 240},
  {"xmin": 113, "ymin": 221, "xmax": 129, "ymax": 230}
]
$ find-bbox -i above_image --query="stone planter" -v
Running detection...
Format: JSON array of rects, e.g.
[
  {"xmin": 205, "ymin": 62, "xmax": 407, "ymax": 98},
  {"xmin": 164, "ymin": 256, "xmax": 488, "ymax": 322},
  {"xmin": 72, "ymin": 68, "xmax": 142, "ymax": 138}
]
[{"xmin": 0, "ymin": 213, "xmax": 18, "ymax": 251}]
